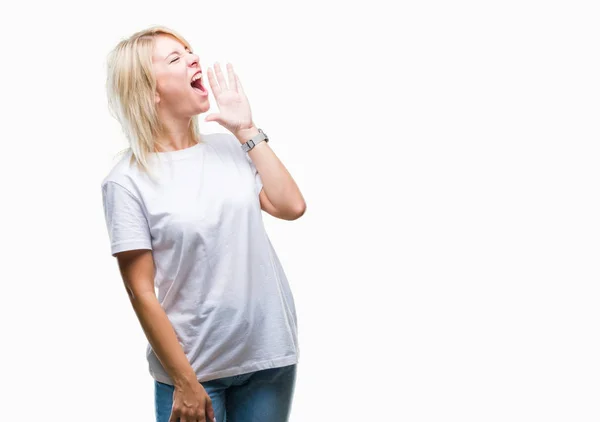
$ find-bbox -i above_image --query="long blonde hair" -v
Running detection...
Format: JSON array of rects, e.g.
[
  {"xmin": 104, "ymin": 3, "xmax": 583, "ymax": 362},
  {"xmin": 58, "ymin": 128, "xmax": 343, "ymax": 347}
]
[{"xmin": 106, "ymin": 25, "xmax": 202, "ymax": 177}]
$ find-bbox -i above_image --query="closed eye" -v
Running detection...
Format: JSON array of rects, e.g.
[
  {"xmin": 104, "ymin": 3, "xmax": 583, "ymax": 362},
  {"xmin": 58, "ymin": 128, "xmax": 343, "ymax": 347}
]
[{"xmin": 170, "ymin": 57, "xmax": 180, "ymax": 63}]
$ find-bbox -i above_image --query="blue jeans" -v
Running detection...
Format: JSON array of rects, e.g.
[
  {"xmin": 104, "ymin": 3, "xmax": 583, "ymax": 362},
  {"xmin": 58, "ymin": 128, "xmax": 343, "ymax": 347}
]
[{"xmin": 155, "ymin": 364, "xmax": 297, "ymax": 422}]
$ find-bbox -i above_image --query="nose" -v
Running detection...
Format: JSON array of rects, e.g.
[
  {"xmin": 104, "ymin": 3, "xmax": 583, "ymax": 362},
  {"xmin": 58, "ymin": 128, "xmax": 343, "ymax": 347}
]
[{"xmin": 188, "ymin": 52, "xmax": 200, "ymax": 69}]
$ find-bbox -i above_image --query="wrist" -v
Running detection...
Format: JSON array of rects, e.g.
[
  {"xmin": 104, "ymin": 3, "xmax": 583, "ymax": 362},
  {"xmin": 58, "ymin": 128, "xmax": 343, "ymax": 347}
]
[
  {"xmin": 172, "ymin": 370, "xmax": 198, "ymax": 389},
  {"xmin": 234, "ymin": 124, "xmax": 259, "ymax": 144}
]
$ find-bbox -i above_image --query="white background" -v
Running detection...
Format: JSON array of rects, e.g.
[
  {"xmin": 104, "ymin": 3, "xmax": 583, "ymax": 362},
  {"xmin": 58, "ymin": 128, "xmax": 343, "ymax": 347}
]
[{"xmin": 0, "ymin": 0, "xmax": 598, "ymax": 420}]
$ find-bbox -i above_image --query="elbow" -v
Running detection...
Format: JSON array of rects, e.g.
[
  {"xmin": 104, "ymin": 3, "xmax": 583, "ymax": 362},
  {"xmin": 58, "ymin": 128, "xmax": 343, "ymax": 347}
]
[{"xmin": 287, "ymin": 201, "xmax": 306, "ymax": 220}]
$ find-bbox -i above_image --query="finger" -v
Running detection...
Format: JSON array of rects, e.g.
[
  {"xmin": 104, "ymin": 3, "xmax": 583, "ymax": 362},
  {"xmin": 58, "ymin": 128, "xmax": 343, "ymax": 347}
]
[
  {"xmin": 214, "ymin": 62, "xmax": 228, "ymax": 90},
  {"xmin": 206, "ymin": 68, "xmax": 221, "ymax": 97},
  {"xmin": 206, "ymin": 398, "xmax": 215, "ymax": 421},
  {"xmin": 204, "ymin": 113, "xmax": 222, "ymax": 124},
  {"xmin": 234, "ymin": 73, "xmax": 245, "ymax": 96},
  {"xmin": 168, "ymin": 410, "xmax": 179, "ymax": 422},
  {"xmin": 226, "ymin": 63, "xmax": 236, "ymax": 91}
]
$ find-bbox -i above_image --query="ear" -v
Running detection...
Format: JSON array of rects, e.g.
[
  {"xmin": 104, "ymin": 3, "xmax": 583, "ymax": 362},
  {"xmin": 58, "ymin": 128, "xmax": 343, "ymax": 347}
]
[{"xmin": 154, "ymin": 91, "xmax": 160, "ymax": 104}]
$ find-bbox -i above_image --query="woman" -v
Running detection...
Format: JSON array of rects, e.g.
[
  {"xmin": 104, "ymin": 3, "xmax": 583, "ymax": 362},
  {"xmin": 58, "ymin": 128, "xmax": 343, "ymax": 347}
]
[{"xmin": 101, "ymin": 26, "xmax": 305, "ymax": 422}]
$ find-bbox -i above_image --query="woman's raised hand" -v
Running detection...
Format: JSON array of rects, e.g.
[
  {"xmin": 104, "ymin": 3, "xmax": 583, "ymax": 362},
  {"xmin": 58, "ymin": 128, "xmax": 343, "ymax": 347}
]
[{"xmin": 204, "ymin": 62, "xmax": 254, "ymax": 136}]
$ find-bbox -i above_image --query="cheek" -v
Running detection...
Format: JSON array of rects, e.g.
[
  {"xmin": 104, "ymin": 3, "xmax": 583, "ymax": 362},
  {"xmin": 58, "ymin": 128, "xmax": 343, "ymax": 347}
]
[{"xmin": 157, "ymin": 73, "xmax": 189, "ymax": 97}]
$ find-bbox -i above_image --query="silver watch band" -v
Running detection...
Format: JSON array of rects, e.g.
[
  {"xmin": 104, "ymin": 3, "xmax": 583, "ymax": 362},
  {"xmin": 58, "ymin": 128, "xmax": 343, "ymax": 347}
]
[{"xmin": 241, "ymin": 129, "xmax": 268, "ymax": 153}]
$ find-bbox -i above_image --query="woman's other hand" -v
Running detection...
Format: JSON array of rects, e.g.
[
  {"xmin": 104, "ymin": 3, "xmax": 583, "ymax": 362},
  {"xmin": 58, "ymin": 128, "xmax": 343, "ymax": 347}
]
[{"xmin": 169, "ymin": 380, "xmax": 215, "ymax": 422}]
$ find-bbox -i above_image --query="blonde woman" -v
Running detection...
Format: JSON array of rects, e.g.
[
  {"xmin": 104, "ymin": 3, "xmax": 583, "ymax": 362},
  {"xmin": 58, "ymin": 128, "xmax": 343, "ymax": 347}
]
[{"xmin": 101, "ymin": 26, "xmax": 305, "ymax": 422}]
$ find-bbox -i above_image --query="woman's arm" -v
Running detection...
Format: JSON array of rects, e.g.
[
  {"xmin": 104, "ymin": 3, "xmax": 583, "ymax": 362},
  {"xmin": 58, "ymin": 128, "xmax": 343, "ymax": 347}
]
[
  {"xmin": 202, "ymin": 63, "xmax": 305, "ymax": 220},
  {"xmin": 235, "ymin": 126, "xmax": 306, "ymax": 220},
  {"xmin": 115, "ymin": 249, "xmax": 196, "ymax": 388},
  {"xmin": 115, "ymin": 249, "xmax": 214, "ymax": 420}
]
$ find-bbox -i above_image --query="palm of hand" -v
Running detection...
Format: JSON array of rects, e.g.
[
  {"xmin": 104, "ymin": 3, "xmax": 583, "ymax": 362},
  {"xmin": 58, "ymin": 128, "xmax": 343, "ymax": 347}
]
[{"xmin": 204, "ymin": 62, "xmax": 253, "ymax": 133}]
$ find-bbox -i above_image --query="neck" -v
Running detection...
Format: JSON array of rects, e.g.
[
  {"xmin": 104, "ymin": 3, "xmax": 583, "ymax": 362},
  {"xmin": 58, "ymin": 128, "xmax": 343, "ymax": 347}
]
[{"xmin": 154, "ymin": 111, "xmax": 196, "ymax": 152}]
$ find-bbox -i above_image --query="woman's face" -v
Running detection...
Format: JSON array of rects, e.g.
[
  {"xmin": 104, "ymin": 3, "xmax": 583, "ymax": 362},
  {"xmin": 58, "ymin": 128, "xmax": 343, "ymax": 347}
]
[{"xmin": 152, "ymin": 34, "xmax": 209, "ymax": 117}]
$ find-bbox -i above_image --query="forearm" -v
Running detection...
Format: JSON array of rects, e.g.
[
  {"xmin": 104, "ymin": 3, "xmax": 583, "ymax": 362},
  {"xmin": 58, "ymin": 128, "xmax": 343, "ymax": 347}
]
[
  {"xmin": 235, "ymin": 125, "xmax": 305, "ymax": 213},
  {"xmin": 129, "ymin": 291, "xmax": 197, "ymax": 388}
]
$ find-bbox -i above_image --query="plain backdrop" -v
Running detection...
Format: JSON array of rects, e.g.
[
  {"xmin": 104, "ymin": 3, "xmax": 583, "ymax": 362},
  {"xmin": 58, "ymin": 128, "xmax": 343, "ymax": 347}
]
[{"xmin": 0, "ymin": 0, "xmax": 598, "ymax": 421}]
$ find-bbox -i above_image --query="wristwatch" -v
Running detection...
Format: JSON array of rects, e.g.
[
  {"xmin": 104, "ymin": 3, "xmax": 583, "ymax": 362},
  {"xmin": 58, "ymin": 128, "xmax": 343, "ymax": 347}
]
[{"xmin": 241, "ymin": 128, "xmax": 269, "ymax": 153}]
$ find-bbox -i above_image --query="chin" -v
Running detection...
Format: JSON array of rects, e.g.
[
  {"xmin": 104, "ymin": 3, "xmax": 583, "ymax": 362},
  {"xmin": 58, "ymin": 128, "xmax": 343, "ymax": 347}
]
[{"xmin": 191, "ymin": 101, "xmax": 210, "ymax": 117}]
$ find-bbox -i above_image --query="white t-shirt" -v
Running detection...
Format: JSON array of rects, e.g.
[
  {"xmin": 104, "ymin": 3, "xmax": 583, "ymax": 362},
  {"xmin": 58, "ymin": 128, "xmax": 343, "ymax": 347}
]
[{"xmin": 101, "ymin": 132, "xmax": 299, "ymax": 384}]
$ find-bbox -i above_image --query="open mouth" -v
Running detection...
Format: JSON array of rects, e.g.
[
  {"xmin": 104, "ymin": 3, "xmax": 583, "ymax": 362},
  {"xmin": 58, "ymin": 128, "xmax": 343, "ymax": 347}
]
[{"xmin": 191, "ymin": 73, "xmax": 207, "ymax": 94}]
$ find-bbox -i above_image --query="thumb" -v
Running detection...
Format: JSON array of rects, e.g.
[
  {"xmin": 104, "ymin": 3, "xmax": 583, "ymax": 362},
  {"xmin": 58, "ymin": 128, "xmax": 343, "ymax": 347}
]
[{"xmin": 204, "ymin": 113, "xmax": 221, "ymax": 123}]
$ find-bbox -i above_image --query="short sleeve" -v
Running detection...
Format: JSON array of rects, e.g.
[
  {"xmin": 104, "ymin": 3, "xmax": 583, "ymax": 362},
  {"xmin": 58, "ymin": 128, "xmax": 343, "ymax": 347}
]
[
  {"xmin": 245, "ymin": 153, "xmax": 264, "ymax": 195},
  {"xmin": 101, "ymin": 181, "xmax": 152, "ymax": 256}
]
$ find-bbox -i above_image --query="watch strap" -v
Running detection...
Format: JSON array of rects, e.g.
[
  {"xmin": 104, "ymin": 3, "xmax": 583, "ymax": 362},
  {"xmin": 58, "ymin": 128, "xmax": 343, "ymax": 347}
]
[{"xmin": 241, "ymin": 129, "xmax": 268, "ymax": 153}]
